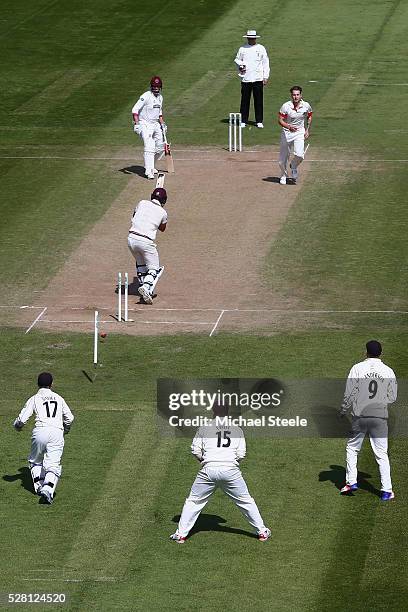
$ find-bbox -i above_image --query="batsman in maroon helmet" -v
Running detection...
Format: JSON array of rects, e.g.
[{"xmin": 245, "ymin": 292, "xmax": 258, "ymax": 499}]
[
  {"xmin": 127, "ymin": 187, "xmax": 168, "ymax": 304},
  {"xmin": 132, "ymin": 76, "xmax": 168, "ymax": 180}
]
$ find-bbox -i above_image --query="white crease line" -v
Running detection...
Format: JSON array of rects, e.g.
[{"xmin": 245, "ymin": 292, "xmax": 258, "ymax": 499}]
[
  {"xmin": 209, "ymin": 310, "xmax": 225, "ymax": 337},
  {"xmin": 39, "ymin": 319, "xmax": 212, "ymax": 325},
  {"xmin": 128, "ymin": 307, "xmax": 223, "ymax": 312},
  {"xmin": 25, "ymin": 307, "xmax": 47, "ymax": 334},
  {"xmin": 4, "ymin": 304, "xmax": 408, "ymax": 316},
  {"xmin": 309, "ymin": 80, "xmax": 408, "ymax": 86},
  {"xmin": 21, "ymin": 577, "xmax": 116, "ymax": 582},
  {"xmin": 0, "ymin": 305, "xmax": 45, "ymax": 309},
  {"xmin": 1, "ymin": 155, "xmax": 408, "ymax": 163},
  {"xmin": 225, "ymin": 309, "xmax": 408, "ymax": 314}
]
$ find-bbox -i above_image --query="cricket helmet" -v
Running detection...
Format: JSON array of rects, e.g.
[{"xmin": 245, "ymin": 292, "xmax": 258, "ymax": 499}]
[
  {"xmin": 151, "ymin": 187, "xmax": 167, "ymax": 206},
  {"xmin": 150, "ymin": 76, "xmax": 163, "ymax": 93}
]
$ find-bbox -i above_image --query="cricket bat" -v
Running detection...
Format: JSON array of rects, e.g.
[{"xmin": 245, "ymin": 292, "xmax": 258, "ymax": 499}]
[{"xmin": 161, "ymin": 125, "xmax": 175, "ymax": 174}]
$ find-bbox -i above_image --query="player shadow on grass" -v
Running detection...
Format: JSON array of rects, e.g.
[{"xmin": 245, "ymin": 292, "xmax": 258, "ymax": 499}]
[
  {"xmin": 172, "ymin": 513, "xmax": 257, "ymax": 540},
  {"xmin": 262, "ymin": 176, "xmax": 296, "ymax": 185},
  {"xmin": 3, "ymin": 467, "xmax": 34, "ymax": 495},
  {"xmin": 318, "ymin": 464, "xmax": 381, "ymax": 497},
  {"xmin": 118, "ymin": 165, "xmax": 146, "ymax": 178}
]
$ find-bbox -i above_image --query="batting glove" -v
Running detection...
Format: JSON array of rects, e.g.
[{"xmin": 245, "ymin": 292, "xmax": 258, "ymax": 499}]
[
  {"xmin": 133, "ymin": 124, "xmax": 142, "ymax": 135},
  {"xmin": 161, "ymin": 123, "xmax": 168, "ymax": 133},
  {"xmin": 63, "ymin": 423, "xmax": 71, "ymax": 434}
]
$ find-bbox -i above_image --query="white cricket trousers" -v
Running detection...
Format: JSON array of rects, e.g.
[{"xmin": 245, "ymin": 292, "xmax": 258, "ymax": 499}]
[
  {"xmin": 139, "ymin": 122, "xmax": 164, "ymax": 174},
  {"xmin": 127, "ymin": 234, "xmax": 160, "ymax": 271},
  {"xmin": 29, "ymin": 426, "xmax": 64, "ymax": 477},
  {"xmin": 176, "ymin": 465, "xmax": 267, "ymax": 537},
  {"xmin": 345, "ymin": 417, "xmax": 392, "ymax": 492},
  {"xmin": 279, "ymin": 132, "xmax": 305, "ymax": 175}
]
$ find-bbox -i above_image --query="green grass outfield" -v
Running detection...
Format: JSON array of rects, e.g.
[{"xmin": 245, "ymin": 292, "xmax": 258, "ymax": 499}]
[
  {"xmin": 1, "ymin": 329, "xmax": 407, "ymax": 611},
  {"xmin": 1, "ymin": 0, "xmax": 408, "ymax": 610}
]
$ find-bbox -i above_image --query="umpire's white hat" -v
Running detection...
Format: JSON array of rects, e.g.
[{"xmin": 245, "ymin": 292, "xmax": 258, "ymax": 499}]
[{"xmin": 244, "ymin": 30, "xmax": 260, "ymax": 38}]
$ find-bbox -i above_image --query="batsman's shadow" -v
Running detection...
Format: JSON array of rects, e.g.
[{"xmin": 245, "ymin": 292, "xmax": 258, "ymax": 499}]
[
  {"xmin": 319, "ymin": 464, "xmax": 381, "ymax": 496},
  {"xmin": 114, "ymin": 277, "xmax": 140, "ymax": 296},
  {"xmin": 118, "ymin": 165, "xmax": 146, "ymax": 178},
  {"xmin": 3, "ymin": 467, "xmax": 34, "ymax": 495},
  {"xmin": 262, "ymin": 176, "xmax": 296, "ymax": 185},
  {"xmin": 172, "ymin": 513, "xmax": 257, "ymax": 540}
]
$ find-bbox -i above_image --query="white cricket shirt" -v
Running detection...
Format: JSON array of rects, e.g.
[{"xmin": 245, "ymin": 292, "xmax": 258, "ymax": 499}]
[
  {"xmin": 17, "ymin": 388, "xmax": 74, "ymax": 430},
  {"xmin": 132, "ymin": 90, "xmax": 163, "ymax": 124},
  {"xmin": 341, "ymin": 358, "xmax": 397, "ymax": 418},
  {"xmin": 129, "ymin": 199, "xmax": 168, "ymax": 240},
  {"xmin": 191, "ymin": 419, "xmax": 246, "ymax": 467},
  {"xmin": 234, "ymin": 43, "xmax": 270, "ymax": 82},
  {"xmin": 279, "ymin": 99, "xmax": 313, "ymax": 141}
]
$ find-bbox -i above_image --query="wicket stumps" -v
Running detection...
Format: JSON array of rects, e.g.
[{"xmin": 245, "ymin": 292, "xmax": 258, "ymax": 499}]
[
  {"xmin": 117, "ymin": 272, "xmax": 129, "ymax": 322},
  {"xmin": 229, "ymin": 112, "xmax": 242, "ymax": 152}
]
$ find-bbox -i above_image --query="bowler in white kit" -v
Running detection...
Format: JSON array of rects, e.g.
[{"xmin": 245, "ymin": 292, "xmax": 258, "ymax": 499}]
[
  {"xmin": 13, "ymin": 372, "xmax": 74, "ymax": 505},
  {"xmin": 278, "ymin": 85, "xmax": 312, "ymax": 184},
  {"xmin": 127, "ymin": 187, "xmax": 168, "ymax": 304},
  {"xmin": 339, "ymin": 340, "xmax": 397, "ymax": 501},
  {"xmin": 170, "ymin": 404, "xmax": 270, "ymax": 543},
  {"xmin": 132, "ymin": 76, "xmax": 167, "ymax": 179}
]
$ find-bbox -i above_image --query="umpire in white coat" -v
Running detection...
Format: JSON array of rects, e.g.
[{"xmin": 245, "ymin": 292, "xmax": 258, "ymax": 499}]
[
  {"xmin": 234, "ymin": 29, "xmax": 270, "ymax": 128},
  {"xmin": 339, "ymin": 340, "xmax": 397, "ymax": 501},
  {"xmin": 13, "ymin": 372, "xmax": 74, "ymax": 505}
]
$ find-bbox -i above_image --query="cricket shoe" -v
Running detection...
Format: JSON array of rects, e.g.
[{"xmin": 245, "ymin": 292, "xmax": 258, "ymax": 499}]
[
  {"xmin": 258, "ymin": 528, "xmax": 271, "ymax": 542},
  {"xmin": 138, "ymin": 285, "xmax": 153, "ymax": 304},
  {"xmin": 40, "ymin": 489, "xmax": 53, "ymax": 505},
  {"xmin": 279, "ymin": 176, "xmax": 287, "ymax": 185},
  {"xmin": 380, "ymin": 491, "xmax": 395, "ymax": 501},
  {"xmin": 290, "ymin": 163, "xmax": 298, "ymax": 181},
  {"xmin": 241, "ymin": 122, "xmax": 246, "ymax": 128},
  {"xmin": 170, "ymin": 533, "xmax": 186, "ymax": 544},
  {"xmin": 340, "ymin": 483, "xmax": 359, "ymax": 494},
  {"xmin": 256, "ymin": 123, "xmax": 264, "ymax": 128},
  {"xmin": 145, "ymin": 171, "xmax": 155, "ymax": 180}
]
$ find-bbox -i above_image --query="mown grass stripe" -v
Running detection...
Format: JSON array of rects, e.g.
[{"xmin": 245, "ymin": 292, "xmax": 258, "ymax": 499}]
[{"xmin": 64, "ymin": 411, "xmax": 177, "ymax": 580}]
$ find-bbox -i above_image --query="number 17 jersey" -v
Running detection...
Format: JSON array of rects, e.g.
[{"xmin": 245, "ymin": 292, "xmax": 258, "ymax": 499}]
[{"xmin": 17, "ymin": 388, "xmax": 74, "ymax": 430}]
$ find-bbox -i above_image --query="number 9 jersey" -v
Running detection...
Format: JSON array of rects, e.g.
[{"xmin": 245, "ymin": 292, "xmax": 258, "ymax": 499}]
[
  {"xmin": 342, "ymin": 357, "xmax": 397, "ymax": 418},
  {"xmin": 16, "ymin": 387, "xmax": 74, "ymax": 430}
]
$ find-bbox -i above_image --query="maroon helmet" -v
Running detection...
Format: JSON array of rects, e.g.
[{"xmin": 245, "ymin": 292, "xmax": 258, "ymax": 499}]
[
  {"xmin": 151, "ymin": 187, "xmax": 167, "ymax": 206},
  {"xmin": 150, "ymin": 76, "xmax": 162, "ymax": 93}
]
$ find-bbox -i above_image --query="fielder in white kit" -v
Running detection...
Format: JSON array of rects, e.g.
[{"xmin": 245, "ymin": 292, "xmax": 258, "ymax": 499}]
[
  {"xmin": 132, "ymin": 76, "xmax": 167, "ymax": 179},
  {"xmin": 171, "ymin": 405, "xmax": 270, "ymax": 543},
  {"xmin": 127, "ymin": 187, "xmax": 168, "ymax": 304},
  {"xmin": 13, "ymin": 372, "xmax": 74, "ymax": 505},
  {"xmin": 278, "ymin": 85, "xmax": 312, "ymax": 185},
  {"xmin": 339, "ymin": 340, "xmax": 397, "ymax": 501}
]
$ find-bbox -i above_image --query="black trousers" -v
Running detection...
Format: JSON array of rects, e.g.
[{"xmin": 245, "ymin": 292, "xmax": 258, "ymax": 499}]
[{"xmin": 240, "ymin": 81, "xmax": 264, "ymax": 123}]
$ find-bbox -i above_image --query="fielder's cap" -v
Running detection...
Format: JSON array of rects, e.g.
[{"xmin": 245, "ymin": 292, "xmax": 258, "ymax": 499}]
[
  {"xmin": 38, "ymin": 372, "xmax": 53, "ymax": 387},
  {"xmin": 244, "ymin": 30, "xmax": 260, "ymax": 38},
  {"xmin": 366, "ymin": 340, "xmax": 382, "ymax": 357}
]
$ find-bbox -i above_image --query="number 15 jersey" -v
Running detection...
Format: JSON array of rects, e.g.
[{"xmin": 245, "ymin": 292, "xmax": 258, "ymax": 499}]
[
  {"xmin": 342, "ymin": 357, "xmax": 397, "ymax": 418},
  {"xmin": 17, "ymin": 388, "xmax": 74, "ymax": 430},
  {"xmin": 191, "ymin": 420, "xmax": 246, "ymax": 467}
]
